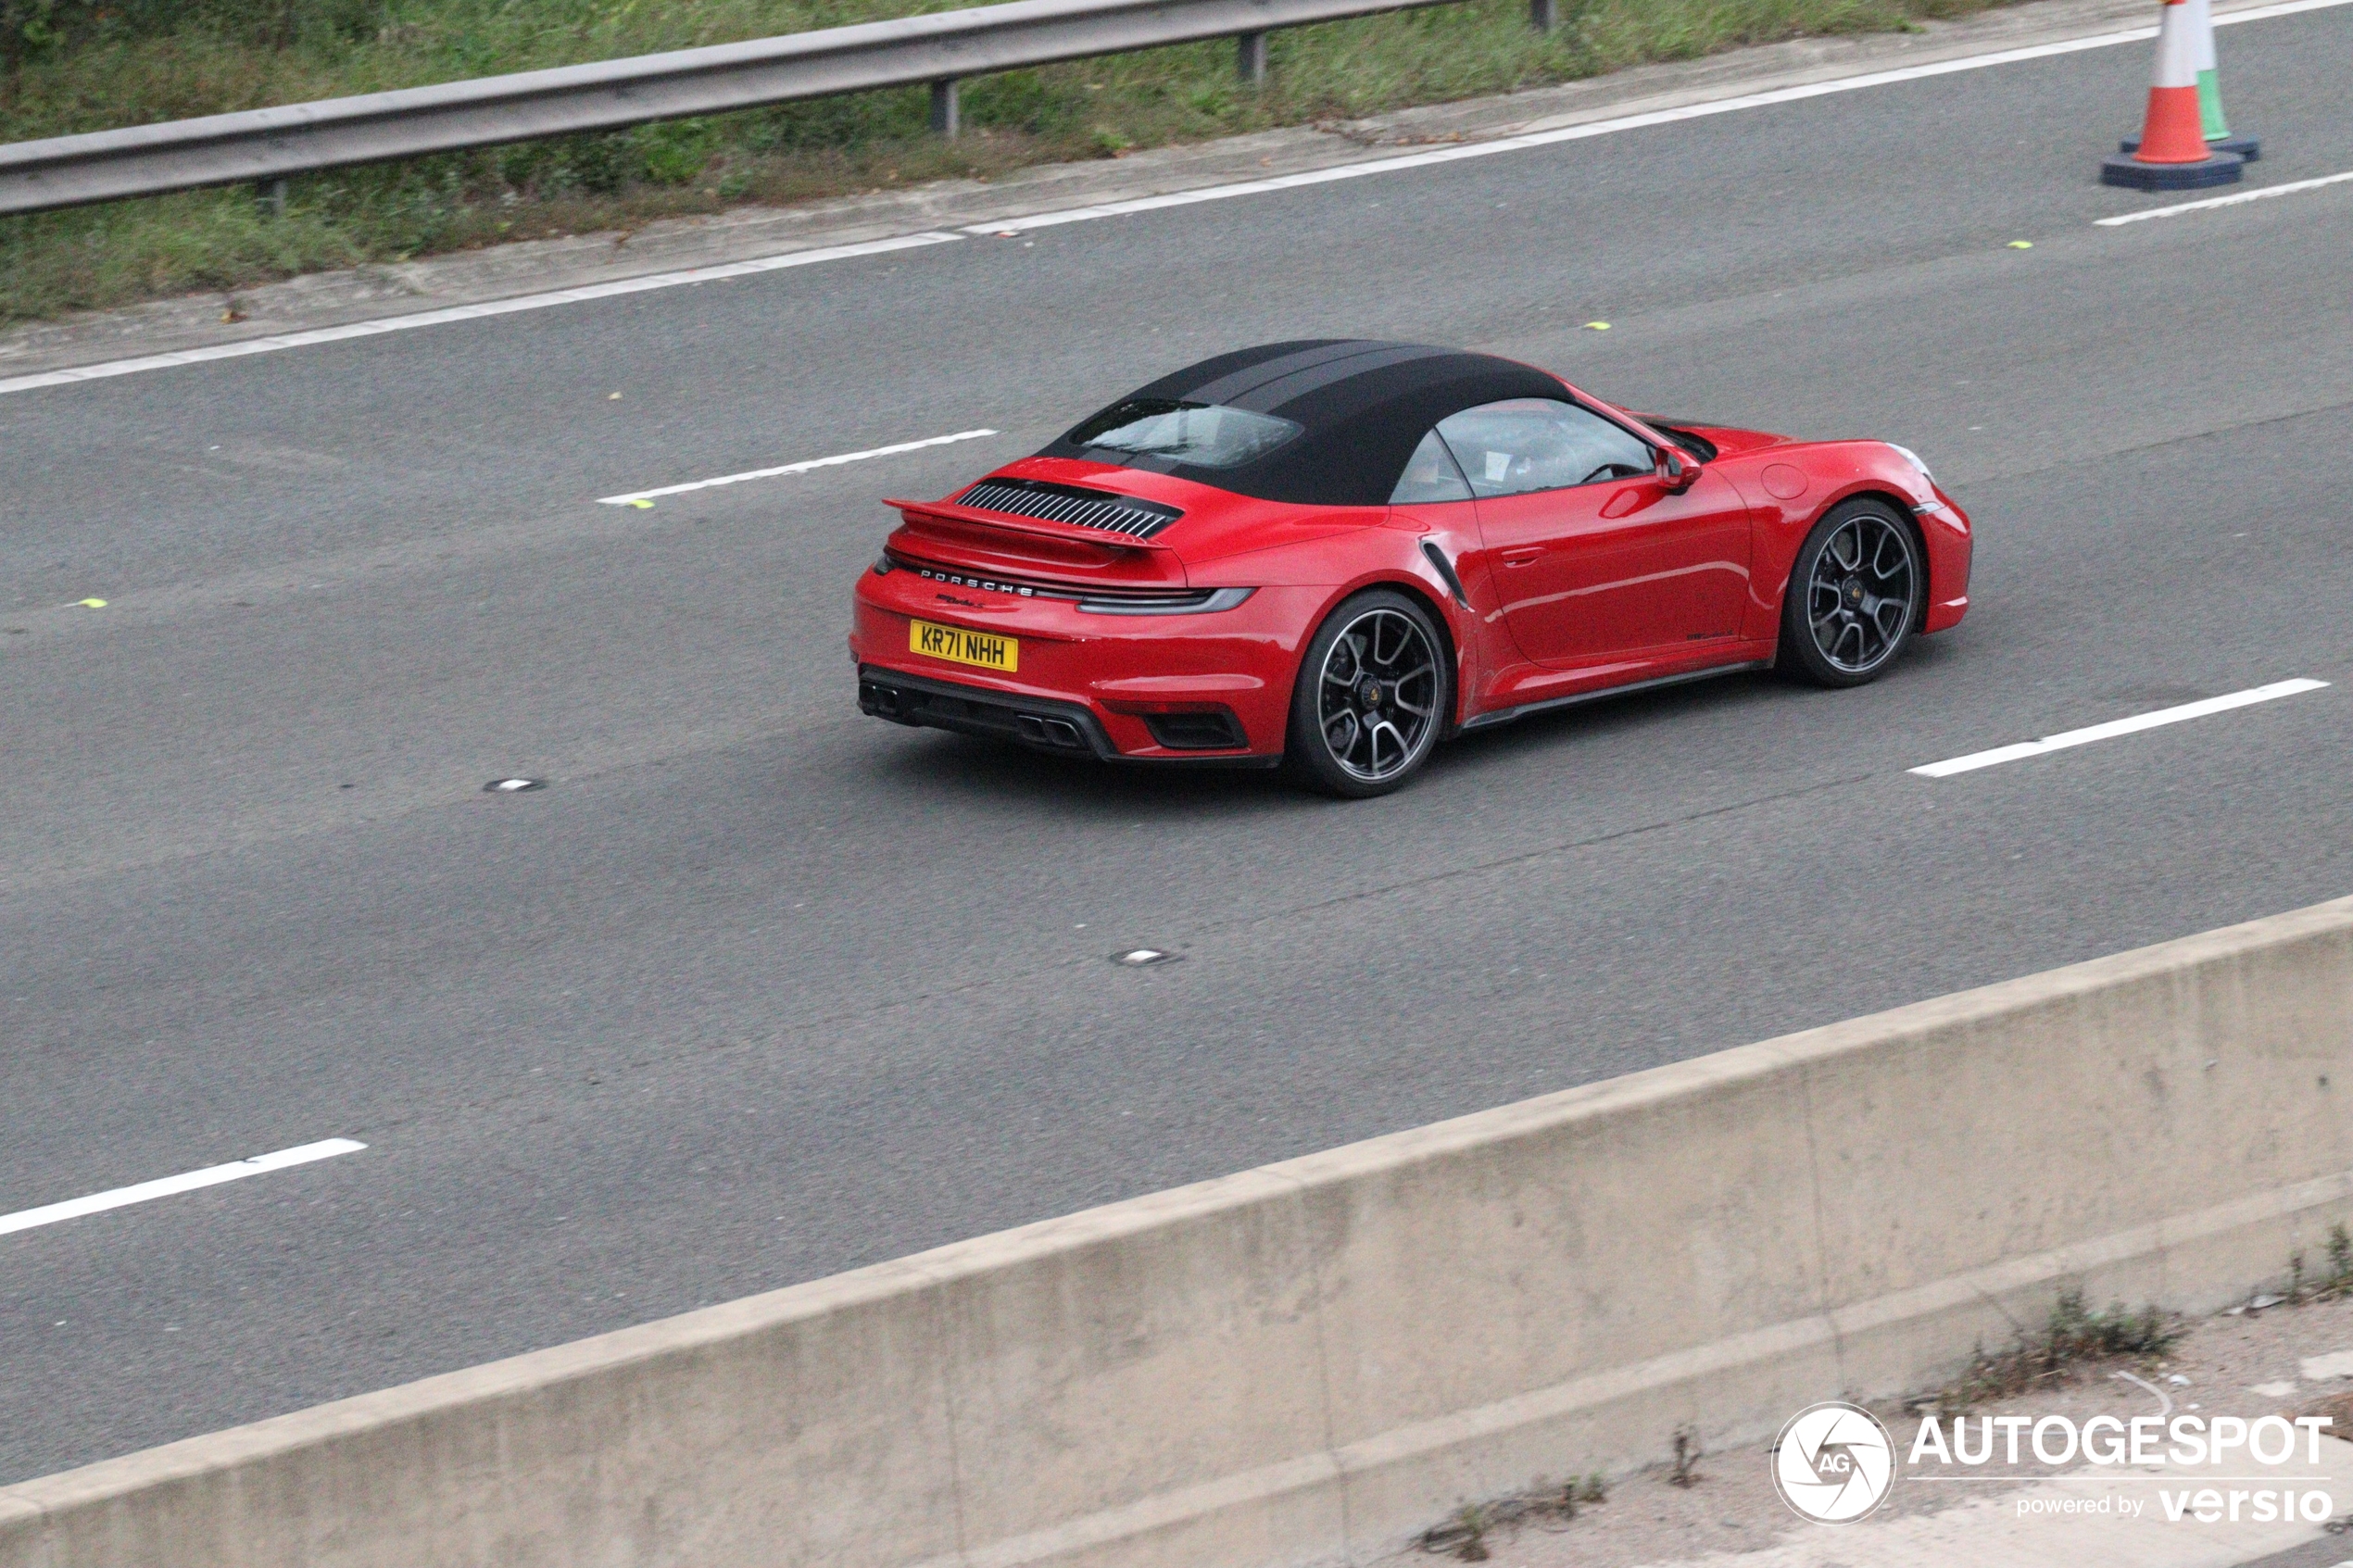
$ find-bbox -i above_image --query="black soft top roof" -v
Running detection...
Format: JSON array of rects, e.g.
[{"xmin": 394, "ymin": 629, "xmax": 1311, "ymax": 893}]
[{"xmin": 1037, "ymin": 340, "xmax": 1570, "ymax": 507}]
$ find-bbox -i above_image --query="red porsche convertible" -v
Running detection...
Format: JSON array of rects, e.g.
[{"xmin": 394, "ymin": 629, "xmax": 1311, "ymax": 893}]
[{"xmin": 852, "ymin": 341, "xmax": 1971, "ymax": 797}]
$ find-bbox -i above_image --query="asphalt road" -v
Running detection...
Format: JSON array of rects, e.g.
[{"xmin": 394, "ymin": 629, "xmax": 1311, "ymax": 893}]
[{"xmin": 6, "ymin": 1, "xmax": 2353, "ymax": 1485}]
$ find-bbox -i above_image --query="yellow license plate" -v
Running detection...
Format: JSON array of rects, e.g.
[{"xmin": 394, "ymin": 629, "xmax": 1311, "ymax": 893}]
[{"xmin": 909, "ymin": 618, "xmax": 1018, "ymax": 672}]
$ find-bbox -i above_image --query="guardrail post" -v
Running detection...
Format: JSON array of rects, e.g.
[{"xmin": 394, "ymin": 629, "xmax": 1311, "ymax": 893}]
[
  {"xmin": 1236, "ymin": 31, "xmax": 1267, "ymax": 87},
  {"xmin": 929, "ymin": 79, "xmax": 960, "ymax": 137},
  {"xmin": 1529, "ymin": 0, "xmax": 1556, "ymax": 30},
  {"xmin": 257, "ymin": 177, "xmax": 288, "ymax": 217}
]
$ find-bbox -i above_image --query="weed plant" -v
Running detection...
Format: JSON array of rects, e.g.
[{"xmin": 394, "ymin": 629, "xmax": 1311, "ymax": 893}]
[
  {"xmin": 2282, "ymin": 1222, "xmax": 2353, "ymax": 1305},
  {"xmin": 1938, "ymin": 1289, "xmax": 2183, "ymax": 1411},
  {"xmin": 1416, "ymin": 1472, "xmax": 1609, "ymax": 1560}
]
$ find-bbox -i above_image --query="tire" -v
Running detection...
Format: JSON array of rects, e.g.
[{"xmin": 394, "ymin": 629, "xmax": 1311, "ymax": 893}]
[
  {"xmin": 1285, "ymin": 589, "xmax": 1451, "ymax": 798},
  {"xmin": 1779, "ymin": 498, "xmax": 1924, "ymax": 688}
]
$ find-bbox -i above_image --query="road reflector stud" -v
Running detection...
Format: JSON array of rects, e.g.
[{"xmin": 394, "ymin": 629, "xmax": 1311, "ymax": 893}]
[
  {"xmin": 484, "ymin": 777, "xmax": 545, "ymax": 793},
  {"xmin": 1114, "ymin": 948, "xmax": 1179, "ymax": 967}
]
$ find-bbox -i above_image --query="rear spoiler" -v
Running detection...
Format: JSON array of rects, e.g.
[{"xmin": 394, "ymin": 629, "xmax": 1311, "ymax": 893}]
[{"xmin": 886, "ymin": 497, "xmax": 1176, "ymax": 553}]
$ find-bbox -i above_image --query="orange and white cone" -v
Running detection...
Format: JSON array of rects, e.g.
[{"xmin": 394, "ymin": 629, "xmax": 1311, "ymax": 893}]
[
  {"xmin": 2102, "ymin": 0, "xmax": 2245, "ymax": 189},
  {"xmin": 2120, "ymin": 0, "xmax": 2262, "ymax": 161}
]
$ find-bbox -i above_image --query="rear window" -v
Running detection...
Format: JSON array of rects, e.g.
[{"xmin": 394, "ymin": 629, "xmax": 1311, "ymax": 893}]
[
  {"xmin": 1390, "ymin": 429, "xmax": 1475, "ymax": 504},
  {"xmin": 1067, "ymin": 399, "xmax": 1304, "ymax": 470}
]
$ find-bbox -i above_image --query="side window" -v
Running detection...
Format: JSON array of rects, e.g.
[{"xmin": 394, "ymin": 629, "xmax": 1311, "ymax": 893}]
[
  {"xmin": 1390, "ymin": 428, "xmax": 1475, "ymax": 504},
  {"xmin": 1434, "ymin": 398, "xmax": 1655, "ymax": 498}
]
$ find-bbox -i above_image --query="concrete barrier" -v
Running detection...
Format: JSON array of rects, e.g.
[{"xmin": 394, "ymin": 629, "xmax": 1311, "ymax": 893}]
[{"xmin": 7, "ymin": 895, "xmax": 2352, "ymax": 1568}]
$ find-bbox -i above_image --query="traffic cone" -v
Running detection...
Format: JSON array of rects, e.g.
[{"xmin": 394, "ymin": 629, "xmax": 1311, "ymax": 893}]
[
  {"xmin": 2102, "ymin": 0, "xmax": 2245, "ymax": 190},
  {"xmin": 2120, "ymin": 0, "xmax": 2261, "ymax": 161}
]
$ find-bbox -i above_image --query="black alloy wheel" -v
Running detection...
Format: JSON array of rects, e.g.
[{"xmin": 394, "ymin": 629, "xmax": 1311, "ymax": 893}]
[
  {"xmin": 1780, "ymin": 498, "xmax": 1923, "ymax": 687},
  {"xmin": 1287, "ymin": 589, "xmax": 1449, "ymax": 797}
]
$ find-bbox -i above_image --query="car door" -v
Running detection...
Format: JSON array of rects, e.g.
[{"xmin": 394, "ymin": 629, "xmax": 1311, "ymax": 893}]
[{"xmin": 1438, "ymin": 398, "xmax": 1752, "ymax": 668}]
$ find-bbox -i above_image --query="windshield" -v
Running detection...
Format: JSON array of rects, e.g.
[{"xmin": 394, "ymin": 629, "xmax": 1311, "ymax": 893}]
[{"xmin": 1067, "ymin": 399, "xmax": 1304, "ymax": 470}]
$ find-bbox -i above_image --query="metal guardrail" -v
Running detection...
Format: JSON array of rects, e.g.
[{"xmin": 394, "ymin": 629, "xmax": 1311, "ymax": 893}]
[{"xmin": 0, "ymin": 0, "xmax": 1556, "ymax": 216}]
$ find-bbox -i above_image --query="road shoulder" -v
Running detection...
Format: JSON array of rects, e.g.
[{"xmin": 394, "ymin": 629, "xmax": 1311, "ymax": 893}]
[{"xmin": 0, "ymin": 0, "xmax": 2179, "ymax": 382}]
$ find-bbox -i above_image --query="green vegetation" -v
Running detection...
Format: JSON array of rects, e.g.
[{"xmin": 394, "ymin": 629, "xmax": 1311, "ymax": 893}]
[
  {"xmin": 2283, "ymin": 1222, "xmax": 2353, "ymax": 1304},
  {"xmin": 1937, "ymin": 1289, "xmax": 2183, "ymax": 1410},
  {"xmin": 1, "ymin": 0, "xmax": 2013, "ymax": 324},
  {"xmin": 1416, "ymin": 1470, "xmax": 1609, "ymax": 1560}
]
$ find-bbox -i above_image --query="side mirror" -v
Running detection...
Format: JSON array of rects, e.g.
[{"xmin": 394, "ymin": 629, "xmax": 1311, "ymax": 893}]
[{"xmin": 1655, "ymin": 445, "xmax": 1701, "ymax": 494}]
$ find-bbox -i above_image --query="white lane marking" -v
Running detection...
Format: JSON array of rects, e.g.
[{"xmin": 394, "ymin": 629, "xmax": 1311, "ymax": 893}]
[
  {"xmin": 1909, "ymin": 679, "xmax": 2329, "ymax": 778},
  {"xmin": 969, "ymin": 0, "xmax": 2353, "ymax": 235},
  {"xmin": 0, "ymin": 1137, "xmax": 366, "ymax": 1237},
  {"xmin": 4, "ymin": 0, "xmax": 2347, "ymax": 397},
  {"xmin": 596, "ymin": 428, "xmax": 1000, "ymax": 505},
  {"xmin": 2211, "ymin": 0, "xmax": 2353, "ymax": 25},
  {"xmin": 2095, "ymin": 167, "xmax": 2353, "ymax": 225},
  {"xmin": 0, "ymin": 232, "xmax": 963, "ymax": 398}
]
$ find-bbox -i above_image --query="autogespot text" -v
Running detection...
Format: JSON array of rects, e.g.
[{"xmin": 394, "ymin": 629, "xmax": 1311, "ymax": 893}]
[{"xmin": 1908, "ymin": 1413, "xmax": 2338, "ymax": 1524}]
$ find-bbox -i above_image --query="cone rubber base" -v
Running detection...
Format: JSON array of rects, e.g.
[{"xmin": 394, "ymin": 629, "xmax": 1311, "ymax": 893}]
[
  {"xmin": 2121, "ymin": 134, "xmax": 2260, "ymax": 161},
  {"xmin": 2100, "ymin": 151, "xmax": 2245, "ymax": 190}
]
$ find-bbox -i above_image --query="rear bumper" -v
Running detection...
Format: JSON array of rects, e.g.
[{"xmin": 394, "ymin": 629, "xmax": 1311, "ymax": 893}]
[
  {"xmin": 850, "ymin": 568, "xmax": 1315, "ymax": 762},
  {"xmin": 858, "ymin": 666, "xmax": 1281, "ymax": 767}
]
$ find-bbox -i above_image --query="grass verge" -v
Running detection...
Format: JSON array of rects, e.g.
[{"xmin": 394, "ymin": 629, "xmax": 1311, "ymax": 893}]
[{"xmin": 1, "ymin": 0, "xmax": 2020, "ymax": 326}]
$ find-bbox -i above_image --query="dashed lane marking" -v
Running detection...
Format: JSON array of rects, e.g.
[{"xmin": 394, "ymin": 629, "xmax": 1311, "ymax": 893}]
[
  {"xmin": 595, "ymin": 429, "xmax": 1000, "ymax": 506},
  {"xmin": 2095, "ymin": 169, "xmax": 2353, "ymax": 227},
  {"xmin": 1909, "ymin": 679, "xmax": 2330, "ymax": 778},
  {"xmin": 0, "ymin": 1138, "xmax": 367, "ymax": 1237}
]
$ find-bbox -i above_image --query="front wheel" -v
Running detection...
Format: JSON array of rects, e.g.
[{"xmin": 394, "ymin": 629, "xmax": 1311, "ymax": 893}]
[
  {"xmin": 1286, "ymin": 590, "xmax": 1450, "ymax": 798},
  {"xmin": 1779, "ymin": 499, "xmax": 1923, "ymax": 687}
]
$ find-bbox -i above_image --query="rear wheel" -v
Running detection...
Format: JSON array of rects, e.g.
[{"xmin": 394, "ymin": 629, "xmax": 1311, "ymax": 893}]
[
  {"xmin": 1780, "ymin": 498, "xmax": 1922, "ymax": 687},
  {"xmin": 1286, "ymin": 590, "xmax": 1449, "ymax": 798}
]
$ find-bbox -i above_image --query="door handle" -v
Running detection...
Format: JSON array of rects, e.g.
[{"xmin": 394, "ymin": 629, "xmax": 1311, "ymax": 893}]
[{"xmin": 1500, "ymin": 546, "xmax": 1543, "ymax": 567}]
